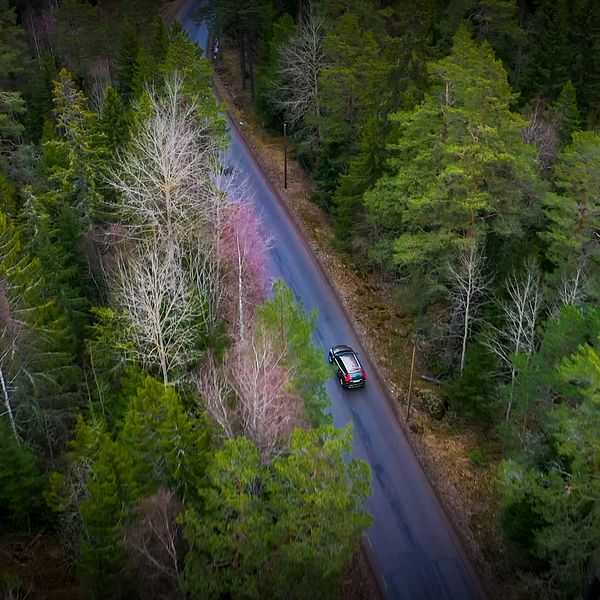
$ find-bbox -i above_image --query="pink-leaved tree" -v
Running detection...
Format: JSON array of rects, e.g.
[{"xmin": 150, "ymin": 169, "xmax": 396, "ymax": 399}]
[{"xmin": 218, "ymin": 201, "xmax": 269, "ymax": 342}]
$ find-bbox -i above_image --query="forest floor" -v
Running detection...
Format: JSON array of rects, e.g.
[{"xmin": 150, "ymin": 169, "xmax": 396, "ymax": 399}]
[{"xmin": 209, "ymin": 38, "xmax": 526, "ymax": 600}]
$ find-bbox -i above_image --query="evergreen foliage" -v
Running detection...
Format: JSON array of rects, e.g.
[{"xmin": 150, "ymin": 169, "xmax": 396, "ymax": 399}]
[
  {"xmin": 365, "ymin": 26, "xmax": 541, "ymax": 299},
  {"xmin": 499, "ymin": 314, "xmax": 600, "ymax": 597},
  {"xmin": 116, "ymin": 20, "xmax": 140, "ymax": 104},
  {"xmin": 519, "ymin": 0, "xmax": 571, "ymax": 103},
  {"xmin": 0, "ymin": 421, "xmax": 47, "ymax": 526},
  {"xmin": 543, "ymin": 131, "xmax": 600, "ymax": 301},
  {"xmin": 256, "ymin": 279, "xmax": 333, "ymax": 426},
  {"xmin": 552, "ymin": 80, "xmax": 581, "ymax": 144},
  {"xmin": 181, "ymin": 425, "xmax": 371, "ymax": 599},
  {"xmin": 52, "ymin": 0, "xmax": 100, "ymax": 79},
  {"xmin": 3, "ymin": 0, "xmax": 600, "ymax": 597},
  {"xmin": 77, "ymin": 376, "xmax": 212, "ymax": 594},
  {"xmin": 0, "ymin": 212, "xmax": 80, "ymax": 451}
]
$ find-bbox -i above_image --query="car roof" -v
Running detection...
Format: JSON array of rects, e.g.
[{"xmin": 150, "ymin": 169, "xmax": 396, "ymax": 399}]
[{"xmin": 339, "ymin": 353, "xmax": 361, "ymax": 372}]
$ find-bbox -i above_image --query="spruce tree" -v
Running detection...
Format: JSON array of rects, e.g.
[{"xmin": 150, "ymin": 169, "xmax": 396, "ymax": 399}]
[
  {"xmin": 543, "ymin": 131, "xmax": 600, "ymax": 301},
  {"xmin": 25, "ymin": 52, "xmax": 55, "ymax": 144},
  {"xmin": 115, "ymin": 20, "xmax": 140, "ymax": 104},
  {"xmin": 98, "ymin": 85, "xmax": 130, "ymax": 155},
  {"xmin": 553, "ymin": 80, "xmax": 581, "ymax": 144},
  {"xmin": 519, "ymin": 0, "xmax": 571, "ymax": 103},
  {"xmin": 52, "ymin": 0, "xmax": 101, "ymax": 79},
  {"xmin": 0, "ymin": 212, "xmax": 80, "ymax": 451},
  {"xmin": 572, "ymin": 0, "xmax": 600, "ymax": 128}
]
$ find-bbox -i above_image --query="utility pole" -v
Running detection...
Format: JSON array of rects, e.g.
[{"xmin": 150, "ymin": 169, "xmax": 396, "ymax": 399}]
[
  {"xmin": 406, "ymin": 343, "xmax": 416, "ymax": 423},
  {"xmin": 283, "ymin": 122, "xmax": 288, "ymax": 190}
]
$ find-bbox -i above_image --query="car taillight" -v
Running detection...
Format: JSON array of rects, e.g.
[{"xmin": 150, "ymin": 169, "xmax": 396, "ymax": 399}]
[
  {"xmin": 362, "ymin": 370, "xmax": 367, "ymax": 379},
  {"xmin": 344, "ymin": 373, "xmax": 351, "ymax": 383}
]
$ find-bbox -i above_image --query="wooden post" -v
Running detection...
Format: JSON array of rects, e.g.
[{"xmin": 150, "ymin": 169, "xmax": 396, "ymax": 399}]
[
  {"xmin": 406, "ymin": 344, "xmax": 416, "ymax": 423},
  {"xmin": 283, "ymin": 122, "xmax": 288, "ymax": 189}
]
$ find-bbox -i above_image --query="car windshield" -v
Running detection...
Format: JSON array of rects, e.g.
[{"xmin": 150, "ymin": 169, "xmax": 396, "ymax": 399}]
[{"xmin": 340, "ymin": 353, "xmax": 361, "ymax": 372}]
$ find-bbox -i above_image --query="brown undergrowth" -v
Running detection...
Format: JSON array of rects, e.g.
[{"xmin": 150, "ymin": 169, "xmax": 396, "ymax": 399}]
[{"xmin": 211, "ymin": 38, "xmax": 523, "ymax": 600}]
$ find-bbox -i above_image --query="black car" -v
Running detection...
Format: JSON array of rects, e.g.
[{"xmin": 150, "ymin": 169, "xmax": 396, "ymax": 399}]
[{"xmin": 328, "ymin": 345, "xmax": 367, "ymax": 389}]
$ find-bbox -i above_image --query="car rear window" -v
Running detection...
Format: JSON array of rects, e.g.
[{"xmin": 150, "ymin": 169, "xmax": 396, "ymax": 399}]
[{"xmin": 340, "ymin": 353, "xmax": 360, "ymax": 372}]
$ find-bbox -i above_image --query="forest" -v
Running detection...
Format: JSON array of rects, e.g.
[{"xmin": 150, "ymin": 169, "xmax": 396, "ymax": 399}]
[
  {"xmin": 200, "ymin": 0, "xmax": 600, "ymax": 598},
  {"xmin": 0, "ymin": 0, "xmax": 599, "ymax": 598},
  {"xmin": 0, "ymin": 0, "xmax": 372, "ymax": 598}
]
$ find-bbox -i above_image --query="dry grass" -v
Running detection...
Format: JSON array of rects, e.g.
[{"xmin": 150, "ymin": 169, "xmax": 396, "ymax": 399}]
[{"xmin": 212, "ymin": 40, "xmax": 524, "ymax": 599}]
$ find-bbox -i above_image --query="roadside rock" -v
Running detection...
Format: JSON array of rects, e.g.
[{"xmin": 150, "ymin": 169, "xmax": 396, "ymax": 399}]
[{"xmin": 414, "ymin": 387, "xmax": 447, "ymax": 420}]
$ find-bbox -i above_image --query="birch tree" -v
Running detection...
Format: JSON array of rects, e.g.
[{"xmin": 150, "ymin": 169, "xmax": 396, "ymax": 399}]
[
  {"xmin": 484, "ymin": 259, "xmax": 543, "ymax": 420},
  {"xmin": 109, "ymin": 74, "xmax": 221, "ymax": 243},
  {"xmin": 227, "ymin": 329, "xmax": 300, "ymax": 456},
  {"xmin": 447, "ymin": 242, "xmax": 488, "ymax": 373},
  {"xmin": 123, "ymin": 490, "xmax": 184, "ymax": 600},
  {"xmin": 219, "ymin": 201, "xmax": 268, "ymax": 341},
  {"xmin": 108, "ymin": 75, "xmax": 228, "ymax": 380},
  {"xmin": 274, "ymin": 5, "xmax": 328, "ymax": 138},
  {"xmin": 113, "ymin": 238, "xmax": 208, "ymax": 385}
]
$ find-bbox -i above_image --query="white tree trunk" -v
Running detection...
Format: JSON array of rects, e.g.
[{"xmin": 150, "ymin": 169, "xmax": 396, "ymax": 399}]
[
  {"xmin": 447, "ymin": 242, "xmax": 488, "ymax": 373},
  {"xmin": 0, "ymin": 360, "xmax": 18, "ymax": 441},
  {"xmin": 484, "ymin": 259, "xmax": 542, "ymax": 420}
]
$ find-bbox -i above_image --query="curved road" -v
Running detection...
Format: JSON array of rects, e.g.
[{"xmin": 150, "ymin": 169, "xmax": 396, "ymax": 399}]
[{"xmin": 178, "ymin": 3, "xmax": 486, "ymax": 599}]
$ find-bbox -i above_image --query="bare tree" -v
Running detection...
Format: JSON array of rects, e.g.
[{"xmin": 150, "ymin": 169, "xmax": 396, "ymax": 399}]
[
  {"xmin": 108, "ymin": 75, "xmax": 234, "ymax": 383},
  {"xmin": 113, "ymin": 238, "xmax": 207, "ymax": 385},
  {"xmin": 447, "ymin": 242, "xmax": 488, "ymax": 373},
  {"xmin": 484, "ymin": 259, "xmax": 542, "ymax": 420},
  {"xmin": 557, "ymin": 263, "xmax": 586, "ymax": 308},
  {"xmin": 521, "ymin": 97, "xmax": 559, "ymax": 171},
  {"xmin": 109, "ymin": 74, "xmax": 221, "ymax": 244},
  {"xmin": 123, "ymin": 490, "xmax": 184, "ymax": 600},
  {"xmin": 227, "ymin": 329, "xmax": 300, "ymax": 457},
  {"xmin": 274, "ymin": 5, "xmax": 328, "ymax": 139},
  {"xmin": 219, "ymin": 202, "xmax": 269, "ymax": 341},
  {"xmin": 195, "ymin": 350, "xmax": 235, "ymax": 439}
]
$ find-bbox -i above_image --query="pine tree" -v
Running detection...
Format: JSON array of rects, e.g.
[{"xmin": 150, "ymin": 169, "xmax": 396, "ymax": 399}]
[
  {"xmin": 181, "ymin": 425, "xmax": 371, "ymax": 599},
  {"xmin": 543, "ymin": 131, "xmax": 600, "ymax": 301},
  {"xmin": 365, "ymin": 25, "xmax": 542, "ymax": 298},
  {"xmin": 161, "ymin": 23, "xmax": 222, "ymax": 124},
  {"xmin": 314, "ymin": 12, "xmax": 390, "ymax": 204},
  {"xmin": 499, "ymin": 333, "xmax": 600, "ymax": 597}
]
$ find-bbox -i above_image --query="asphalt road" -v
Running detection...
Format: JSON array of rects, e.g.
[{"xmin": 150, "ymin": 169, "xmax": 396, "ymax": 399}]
[{"xmin": 178, "ymin": 3, "xmax": 487, "ymax": 598}]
